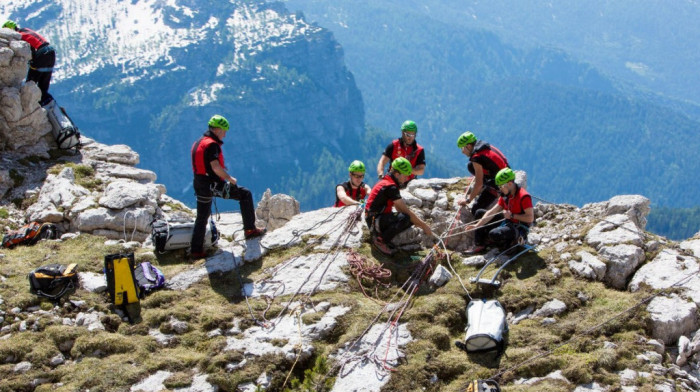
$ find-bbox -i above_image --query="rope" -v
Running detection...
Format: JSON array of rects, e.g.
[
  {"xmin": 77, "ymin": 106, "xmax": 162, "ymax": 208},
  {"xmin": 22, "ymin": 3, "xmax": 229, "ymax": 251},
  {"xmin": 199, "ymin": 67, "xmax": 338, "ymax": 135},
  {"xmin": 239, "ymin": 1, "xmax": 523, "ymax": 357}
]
[
  {"xmin": 281, "ymin": 307, "xmax": 305, "ymax": 390},
  {"xmin": 266, "ymin": 205, "xmax": 364, "ymax": 327},
  {"xmin": 347, "ymin": 250, "xmax": 392, "ymax": 302},
  {"xmin": 122, "ymin": 210, "xmax": 138, "ymax": 243},
  {"xmin": 490, "ymin": 268, "xmax": 699, "ymax": 382}
]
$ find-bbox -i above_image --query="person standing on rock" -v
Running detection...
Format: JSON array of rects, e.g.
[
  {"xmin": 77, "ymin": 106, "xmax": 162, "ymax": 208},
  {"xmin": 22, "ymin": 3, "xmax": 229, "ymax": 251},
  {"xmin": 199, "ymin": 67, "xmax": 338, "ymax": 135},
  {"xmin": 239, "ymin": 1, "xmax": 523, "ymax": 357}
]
[
  {"xmin": 456, "ymin": 130, "xmax": 510, "ymax": 216},
  {"xmin": 190, "ymin": 115, "xmax": 265, "ymax": 259},
  {"xmin": 334, "ymin": 160, "xmax": 372, "ymax": 207},
  {"xmin": 376, "ymin": 120, "xmax": 425, "ymax": 188},
  {"xmin": 466, "ymin": 168, "xmax": 533, "ymax": 253},
  {"xmin": 365, "ymin": 157, "xmax": 433, "ymax": 255},
  {"xmin": 3, "ymin": 20, "xmax": 55, "ymax": 106}
]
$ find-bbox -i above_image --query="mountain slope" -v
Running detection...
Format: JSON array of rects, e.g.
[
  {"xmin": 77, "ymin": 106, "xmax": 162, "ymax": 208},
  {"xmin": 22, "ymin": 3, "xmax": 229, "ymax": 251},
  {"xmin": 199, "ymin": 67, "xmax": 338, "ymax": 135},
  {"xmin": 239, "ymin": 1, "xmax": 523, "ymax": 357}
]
[{"xmin": 2, "ymin": 0, "xmax": 365, "ymax": 209}]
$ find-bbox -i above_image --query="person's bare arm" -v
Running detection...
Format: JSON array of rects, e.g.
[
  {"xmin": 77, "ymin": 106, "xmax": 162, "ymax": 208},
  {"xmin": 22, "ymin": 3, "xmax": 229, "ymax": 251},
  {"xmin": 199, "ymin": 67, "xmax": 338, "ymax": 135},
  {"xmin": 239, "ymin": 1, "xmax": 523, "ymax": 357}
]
[
  {"xmin": 210, "ymin": 160, "xmax": 236, "ymax": 185},
  {"xmin": 377, "ymin": 155, "xmax": 390, "ymax": 179},
  {"xmin": 393, "ymin": 198, "xmax": 432, "ymax": 237}
]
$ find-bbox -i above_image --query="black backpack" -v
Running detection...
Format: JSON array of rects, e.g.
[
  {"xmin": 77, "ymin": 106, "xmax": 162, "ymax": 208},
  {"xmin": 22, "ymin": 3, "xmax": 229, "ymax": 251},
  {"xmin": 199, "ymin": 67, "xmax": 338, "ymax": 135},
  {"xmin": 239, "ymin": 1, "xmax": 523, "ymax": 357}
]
[{"xmin": 28, "ymin": 263, "xmax": 79, "ymax": 301}]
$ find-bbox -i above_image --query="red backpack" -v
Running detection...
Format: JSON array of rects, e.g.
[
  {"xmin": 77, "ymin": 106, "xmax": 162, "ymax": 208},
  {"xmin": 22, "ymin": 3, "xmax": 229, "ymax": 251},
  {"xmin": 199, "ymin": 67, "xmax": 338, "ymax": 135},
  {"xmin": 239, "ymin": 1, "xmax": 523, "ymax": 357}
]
[{"xmin": 2, "ymin": 222, "xmax": 57, "ymax": 248}]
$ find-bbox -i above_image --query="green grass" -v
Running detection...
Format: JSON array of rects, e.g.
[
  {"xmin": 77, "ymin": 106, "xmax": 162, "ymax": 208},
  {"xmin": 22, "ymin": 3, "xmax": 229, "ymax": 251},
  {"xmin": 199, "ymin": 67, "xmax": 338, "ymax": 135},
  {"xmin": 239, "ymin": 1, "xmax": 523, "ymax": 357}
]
[{"xmin": 0, "ymin": 215, "xmax": 662, "ymax": 391}]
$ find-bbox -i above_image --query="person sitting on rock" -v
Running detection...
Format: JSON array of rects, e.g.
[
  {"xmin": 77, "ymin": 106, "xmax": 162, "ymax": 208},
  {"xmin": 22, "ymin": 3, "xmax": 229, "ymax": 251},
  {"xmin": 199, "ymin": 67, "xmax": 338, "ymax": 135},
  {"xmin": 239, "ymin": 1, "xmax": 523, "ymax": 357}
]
[
  {"xmin": 190, "ymin": 115, "xmax": 265, "ymax": 259},
  {"xmin": 335, "ymin": 160, "xmax": 372, "ymax": 207},
  {"xmin": 3, "ymin": 20, "xmax": 56, "ymax": 106},
  {"xmin": 455, "ymin": 131, "xmax": 510, "ymax": 217},
  {"xmin": 376, "ymin": 120, "xmax": 425, "ymax": 188},
  {"xmin": 466, "ymin": 168, "xmax": 534, "ymax": 254},
  {"xmin": 365, "ymin": 157, "xmax": 432, "ymax": 255}
]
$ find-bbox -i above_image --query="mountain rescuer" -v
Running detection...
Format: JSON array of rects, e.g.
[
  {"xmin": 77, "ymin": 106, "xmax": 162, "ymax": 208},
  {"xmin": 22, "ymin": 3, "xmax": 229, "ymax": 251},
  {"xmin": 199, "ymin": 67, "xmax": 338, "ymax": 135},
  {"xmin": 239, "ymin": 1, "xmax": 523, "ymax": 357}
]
[
  {"xmin": 456, "ymin": 131, "xmax": 510, "ymax": 217},
  {"xmin": 335, "ymin": 160, "xmax": 372, "ymax": 207},
  {"xmin": 190, "ymin": 115, "xmax": 265, "ymax": 259},
  {"xmin": 465, "ymin": 168, "xmax": 533, "ymax": 254},
  {"xmin": 365, "ymin": 157, "xmax": 433, "ymax": 255},
  {"xmin": 376, "ymin": 120, "xmax": 425, "ymax": 187},
  {"xmin": 3, "ymin": 20, "xmax": 55, "ymax": 106}
]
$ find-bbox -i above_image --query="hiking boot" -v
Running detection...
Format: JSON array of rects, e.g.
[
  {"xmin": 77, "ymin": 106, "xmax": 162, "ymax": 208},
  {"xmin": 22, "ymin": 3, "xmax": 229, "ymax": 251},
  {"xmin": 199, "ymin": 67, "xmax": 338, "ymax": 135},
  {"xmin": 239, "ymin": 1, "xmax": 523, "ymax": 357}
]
[
  {"xmin": 244, "ymin": 228, "xmax": 266, "ymax": 239},
  {"xmin": 464, "ymin": 245, "xmax": 486, "ymax": 255},
  {"xmin": 372, "ymin": 235, "xmax": 396, "ymax": 255}
]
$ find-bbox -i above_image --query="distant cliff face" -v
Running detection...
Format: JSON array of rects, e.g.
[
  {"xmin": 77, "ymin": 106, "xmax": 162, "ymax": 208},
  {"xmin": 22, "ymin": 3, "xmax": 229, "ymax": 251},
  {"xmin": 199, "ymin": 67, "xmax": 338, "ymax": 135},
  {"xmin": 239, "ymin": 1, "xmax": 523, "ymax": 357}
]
[{"xmin": 4, "ymin": 0, "xmax": 364, "ymax": 208}]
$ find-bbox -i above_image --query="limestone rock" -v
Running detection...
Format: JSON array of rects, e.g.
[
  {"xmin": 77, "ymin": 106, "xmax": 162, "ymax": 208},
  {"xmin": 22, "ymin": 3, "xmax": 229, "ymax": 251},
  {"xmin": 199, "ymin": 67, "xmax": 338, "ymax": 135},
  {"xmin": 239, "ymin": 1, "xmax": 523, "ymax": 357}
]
[
  {"xmin": 255, "ymin": 188, "xmax": 300, "ymax": 231},
  {"xmin": 647, "ymin": 295, "xmax": 698, "ymax": 345}
]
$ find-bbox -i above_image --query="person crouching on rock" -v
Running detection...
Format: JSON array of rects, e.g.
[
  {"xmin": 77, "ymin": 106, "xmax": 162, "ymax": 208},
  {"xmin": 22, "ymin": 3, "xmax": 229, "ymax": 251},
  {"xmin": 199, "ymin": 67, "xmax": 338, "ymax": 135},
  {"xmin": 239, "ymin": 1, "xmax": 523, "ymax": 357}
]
[
  {"xmin": 466, "ymin": 168, "xmax": 534, "ymax": 253},
  {"xmin": 334, "ymin": 160, "xmax": 372, "ymax": 207},
  {"xmin": 365, "ymin": 157, "xmax": 433, "ymax": 255},
  {"xmin": 190, "ymin": 115, "xmax": 265, "ymax": 259}
]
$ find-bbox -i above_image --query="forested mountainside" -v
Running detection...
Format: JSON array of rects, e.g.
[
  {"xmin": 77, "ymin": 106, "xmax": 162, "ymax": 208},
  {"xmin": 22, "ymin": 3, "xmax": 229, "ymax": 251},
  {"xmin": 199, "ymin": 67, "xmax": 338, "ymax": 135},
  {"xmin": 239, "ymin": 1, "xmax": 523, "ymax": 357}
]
[{"xmin": 285, "ymin": 0, "xmax": 700, "ymax": 212}]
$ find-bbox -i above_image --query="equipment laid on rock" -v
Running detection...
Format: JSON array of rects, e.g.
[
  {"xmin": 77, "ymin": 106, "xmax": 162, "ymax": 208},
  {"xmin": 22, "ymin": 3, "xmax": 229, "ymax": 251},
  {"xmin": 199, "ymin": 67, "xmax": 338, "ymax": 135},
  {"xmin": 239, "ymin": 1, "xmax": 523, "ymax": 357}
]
[
  {"xmin": 28, "ymin": 263, "xmax": 79, "ymax": 301},
  {"xmin": 151, "ymin": 218, "xmax": 218, "ymax": 253},
  {"xmin": 104, "ymin": 253, "xmax": 141, "ymax": 323},
  {"xmin": 2, "ymin": 221, "xmax": 58, "ymax": 248},
  {"xmin": 43, "ymin": 99, "xmax": 81, "ymax": 150},
  {"xmin": 456, "ymin": 244, "xmax": 534, "ymax": 355},
  {"xmin": 133, "ymin": 261, "xmax": 165, "ymax": 294}
]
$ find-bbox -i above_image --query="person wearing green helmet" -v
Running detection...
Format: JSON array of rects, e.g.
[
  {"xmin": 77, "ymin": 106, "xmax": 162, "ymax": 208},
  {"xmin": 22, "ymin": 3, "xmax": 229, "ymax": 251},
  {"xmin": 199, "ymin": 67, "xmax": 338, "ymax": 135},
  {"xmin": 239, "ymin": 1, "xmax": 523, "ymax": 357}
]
[
  {"xmin": 465, "ymin": 168, "xmax": 534, "ymax": 254},
  {"xmin": 190, "ymin": 115, "xmax": 265, "ymax": 259},
  {"xmin": 365, "ymin": 157, "xmax": 433, "ymax": 255},
  {"xmin": 456, "ymin": 131, "xmax": 510, "ymax": 217},
  {"xmin": 334, "ymin": 160, "xmax": 372, "ymax": 207},
  {"xmin": 3, "ymin": 20, "xmax": 56, "ymax": 105},
  {"xmin": 376, "ymin": 120, "xmax": 425, "ymax": 187}
]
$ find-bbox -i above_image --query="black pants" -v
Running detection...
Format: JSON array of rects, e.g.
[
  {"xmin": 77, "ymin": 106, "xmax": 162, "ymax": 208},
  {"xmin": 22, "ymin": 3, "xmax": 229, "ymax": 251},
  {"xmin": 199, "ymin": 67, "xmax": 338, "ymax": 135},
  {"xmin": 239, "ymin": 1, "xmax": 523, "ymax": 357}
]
[
  {"xmin": 191, "ymin": 181, "xmax": 256, "ymax": 253},
  {"xmin": 366, "ymin": 212, "xmax": 413, "ymax": 243},
  {"xmin": 470, "ymin": 185, "xmax": 499, "ymax": 216},
  {"xmin": 474, "ymin": 210, "xmax": 528, "ymax": 249},
  {"xmin": 27, "ymin": 47, "xmax": 55, "ymax": 105}
]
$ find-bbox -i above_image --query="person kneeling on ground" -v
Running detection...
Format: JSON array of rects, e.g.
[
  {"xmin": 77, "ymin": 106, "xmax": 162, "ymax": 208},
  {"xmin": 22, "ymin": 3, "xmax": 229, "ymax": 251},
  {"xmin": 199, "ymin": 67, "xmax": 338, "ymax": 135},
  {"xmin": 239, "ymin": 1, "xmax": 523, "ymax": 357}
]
[
  {"xmin": 190, "ymin": 115, "xmax": 265, "ymax": 259},
  {"xmin": 335, "ymin": 160, "xmax": 372, "ymax": 207},
  {"xmin": 465, "ymin": 168, "xmax": 534, "ymax": 254},
  {"xmin": 365, "ymin": 157, "xmax": 433, "ymax": 255}
]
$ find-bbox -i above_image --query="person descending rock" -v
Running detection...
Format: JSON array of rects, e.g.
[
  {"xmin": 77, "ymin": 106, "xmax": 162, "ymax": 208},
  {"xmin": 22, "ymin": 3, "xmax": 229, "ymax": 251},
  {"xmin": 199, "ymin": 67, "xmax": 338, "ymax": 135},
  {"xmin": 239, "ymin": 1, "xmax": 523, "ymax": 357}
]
[
  {"xmin": 456, "ymin": 130, "xmax": 510, "ymax": 216},
  {"xmin": 190, "ymin": 115, "xmax": 265, "ymax": 259},
  {"xmin": 335, "ymin": 160, "xmax": 372, "ymax": 207},
  {"xmin": 466, "ymin": 168, "xmax": 534, "ymax": 254},
  {"xmin": 3, "ymin": 20, "xmax": 56, "ymax": 106},
  {"xmin": 365, "ymin": 157, "xmax": 433, "ymax": 255},
  {"xmin": 376, "ymin": 120, "xmax": 425, "ymax": 188}
]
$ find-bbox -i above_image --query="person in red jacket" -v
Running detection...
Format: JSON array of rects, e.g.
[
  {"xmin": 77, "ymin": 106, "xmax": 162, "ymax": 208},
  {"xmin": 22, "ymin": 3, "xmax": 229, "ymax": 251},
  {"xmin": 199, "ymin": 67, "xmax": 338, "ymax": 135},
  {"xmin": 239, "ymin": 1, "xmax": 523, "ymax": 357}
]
[
  {"xmin": 3, "ymin": 20, "xmax": 55, "ymax": 105},
  {"xmin": 365, "ymin": 157, "xmax": 432, "ymax": 255},
  {"xmin": 190, "ymin": 115, "xmax": 265, "ymax": 259},
  {"xmin": 334, "ymin": 160, "xmax": 372, "ymax": 207},
  {"xmin": 456, "ymin": 131, "xmax": 510, "ymax": 217},
  {"xmin": 376, "ymin": 120, "xmax": 425, "ymax": 187},
  {"xmin": 466, "ymin": 168, "xmax": 534, "ymax": 253}
]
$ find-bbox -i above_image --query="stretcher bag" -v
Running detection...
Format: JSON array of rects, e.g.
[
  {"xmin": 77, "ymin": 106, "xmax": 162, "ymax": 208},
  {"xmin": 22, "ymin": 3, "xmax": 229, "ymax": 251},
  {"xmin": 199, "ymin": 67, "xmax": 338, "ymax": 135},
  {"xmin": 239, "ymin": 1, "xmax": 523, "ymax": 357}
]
[
  {"xmin": 462, "ymin": 299, "xmax": 507, "ymax": 354},
  {"xmin": 151, "ymin": 219, "xmax": 218, "ymax": 253},
  {"xmin": 43, "ymin": 99, "xmax": 81, "ymax": 150}
]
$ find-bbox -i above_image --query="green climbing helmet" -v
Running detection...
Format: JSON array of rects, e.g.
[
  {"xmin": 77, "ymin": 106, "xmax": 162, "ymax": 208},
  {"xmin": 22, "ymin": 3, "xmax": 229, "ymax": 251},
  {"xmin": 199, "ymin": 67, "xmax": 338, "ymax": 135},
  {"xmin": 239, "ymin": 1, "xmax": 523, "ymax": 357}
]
[
  {"xmin": 2, "ymin": 20, "xmax": 18, "ymax": 30},
  {"xmin": 208, "ymin": 115, "xmax": 229, "ymax": 131},
  {"xmin": 457, "ymin": 131, "xmax": 477, "ymax": 148},
  {"xmin": 401, "ymin": 120, "xmax": 417, "ymax": 133},
  {"xmin": 391, "ymin": 157, "xmax": 412, "ymax": 176},
  {"xmin": 495, "ymin": 167, "xmax": 516, "ymax": 186},
  {"xmin": 348, "ymin": 160, "xmax": 366, "ymax": 173}
]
